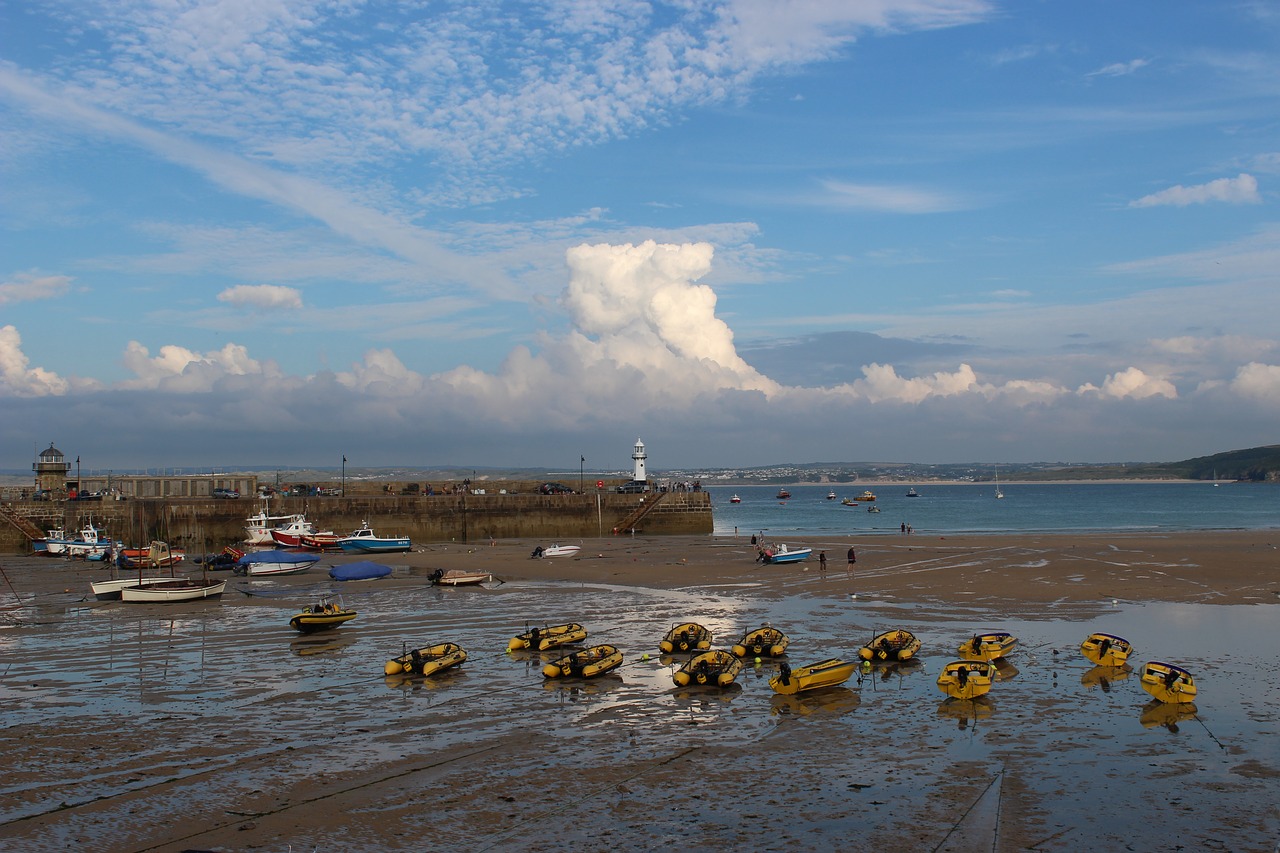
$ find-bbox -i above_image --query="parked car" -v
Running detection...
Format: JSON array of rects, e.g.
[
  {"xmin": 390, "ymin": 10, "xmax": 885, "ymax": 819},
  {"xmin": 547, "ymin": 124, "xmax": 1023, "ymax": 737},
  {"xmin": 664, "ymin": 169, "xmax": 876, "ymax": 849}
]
[
  {"xmin": 539, "ymin": 482, "xmax": 574, "ymax": 495},
  {"xmin": 616, "ymin": 481, "xmax": 649, "ymax": 494},
  {"xmin": 213, "ymin": 488, "xmax": 240, "ymax": 499}
]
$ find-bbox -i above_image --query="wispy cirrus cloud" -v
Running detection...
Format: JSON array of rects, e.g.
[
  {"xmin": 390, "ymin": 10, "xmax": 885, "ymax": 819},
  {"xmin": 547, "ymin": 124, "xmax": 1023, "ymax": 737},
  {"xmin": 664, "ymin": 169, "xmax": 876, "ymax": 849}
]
[
  {"xmin": 1130, "ymin": 173, "xmax": 1261, "ymax": 208},
  {"xmin": 217, "ymin": 284, "xmax": 303, "ymax": 310},
  {"xmin": 1088, "ymin": 58, "xmax": 1150, "ymax": 78},
  {"xmin": 816, "ymin": 179, "xmax": 968, "ymax": 213},
  {"xmin": 0, "ymin": 271, "xmax": 72, "ymax": 305}
]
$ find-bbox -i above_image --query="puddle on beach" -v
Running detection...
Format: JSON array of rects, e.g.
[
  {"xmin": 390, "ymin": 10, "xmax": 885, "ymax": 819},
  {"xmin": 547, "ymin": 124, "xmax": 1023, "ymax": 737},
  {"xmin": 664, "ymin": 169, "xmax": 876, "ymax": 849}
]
[{"xmin": 1, "ymin": 556, "xmax": 1277, "ymax": 850}]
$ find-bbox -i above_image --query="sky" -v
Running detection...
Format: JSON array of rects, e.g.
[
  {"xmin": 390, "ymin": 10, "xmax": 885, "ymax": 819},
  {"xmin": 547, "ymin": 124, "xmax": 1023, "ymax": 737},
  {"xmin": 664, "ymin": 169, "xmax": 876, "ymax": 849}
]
[{"xmin": 3, "ymin": 0, "xmax": 1280, "ymax": 473}]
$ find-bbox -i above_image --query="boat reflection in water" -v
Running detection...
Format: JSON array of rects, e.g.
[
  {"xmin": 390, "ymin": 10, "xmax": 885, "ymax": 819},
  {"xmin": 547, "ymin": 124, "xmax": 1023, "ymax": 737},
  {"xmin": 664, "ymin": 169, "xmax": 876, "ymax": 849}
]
[
  {"xmin": 937, "ymin": 696, "xmax": 994, "ymax": 730},
  {"xmin": 769, "ymin": 686, "xmax": 861, "ymax": 718},
  {"xmin": 383, "ymin": 669, "xmax": 468, "ymax": 692},
  {"xmin": 1140, "ymin": 700, "xmax": 1199, "ymax": 732},
  {"xmin": 290, "ymin": 633, "xmax": 356, "ymax": 657},
  {"xmin": 1081, "ymin": 664, "xmax": 1132, "ymax": 692},
  {"xmin": 673, "ymin": 683, "xmax": 743, "ymax": 706},
  {"xmin": 992, "ymin": 658, "xmax": 1020, "ymax": 682},
  {"xmin": 869, "ymin": 658, "xmax": 923, "ymax": 684},
  {"xmin": 542, "ymin": 675, "xmax": 623, "ymax": 700}
]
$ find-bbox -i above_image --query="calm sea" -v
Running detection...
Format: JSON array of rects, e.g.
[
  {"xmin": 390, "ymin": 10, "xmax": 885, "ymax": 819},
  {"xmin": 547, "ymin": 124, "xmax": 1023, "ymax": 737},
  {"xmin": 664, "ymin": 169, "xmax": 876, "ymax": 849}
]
[{"xmin": 708, "ymin": 482, "xmax": 1280, "ymax": 537}]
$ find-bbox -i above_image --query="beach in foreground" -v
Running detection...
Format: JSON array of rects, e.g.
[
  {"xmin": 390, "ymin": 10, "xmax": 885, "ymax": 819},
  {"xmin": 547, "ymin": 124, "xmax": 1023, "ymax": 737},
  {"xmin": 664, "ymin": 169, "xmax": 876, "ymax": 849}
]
[{"xmin": 2, "ymin": 530, "xmax": 1278, "ymax": 852}]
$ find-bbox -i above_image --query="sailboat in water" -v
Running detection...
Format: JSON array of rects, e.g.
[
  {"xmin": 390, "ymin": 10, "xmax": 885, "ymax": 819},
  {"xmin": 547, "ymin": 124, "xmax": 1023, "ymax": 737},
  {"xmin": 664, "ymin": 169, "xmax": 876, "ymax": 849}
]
[{"xmin": 994, "ymin": 464, "xmax": 1004, "ymax": 499}]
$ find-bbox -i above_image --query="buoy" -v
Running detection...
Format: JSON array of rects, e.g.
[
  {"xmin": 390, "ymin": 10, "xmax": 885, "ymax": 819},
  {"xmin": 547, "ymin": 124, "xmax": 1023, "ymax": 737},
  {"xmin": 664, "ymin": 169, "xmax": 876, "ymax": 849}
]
[
  {"xmin": 754, "ymin": 656, "xmax": 762, "ymax": 664},
  {"xmin": 641, "ymin": 653, "xmax": 650, "ymax": 661}
]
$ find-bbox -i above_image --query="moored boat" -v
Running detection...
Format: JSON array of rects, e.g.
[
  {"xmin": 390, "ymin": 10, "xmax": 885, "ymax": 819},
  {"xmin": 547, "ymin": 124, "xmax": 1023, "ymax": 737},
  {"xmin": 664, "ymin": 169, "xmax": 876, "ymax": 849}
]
[
  {"xmin": 289, "ymin": 598, "xmax": 357, "ymax": 633},
  {"xmin": 508, "ymin": 622, "xmax": 588, "ymax": 651},
  {"xmin": 531, "ymin": 544, "xmax": 581, "ymax": 558},
  {"xmin": 858, "ymin": 629, "xmax": 921, "ymax": 662},
  {"xmin": 385, "ymin": 642, "xmax": 467, "ymax": 676},
  {"xmin": 760, "ymin": 544, "xmax": 811, "ymax": 564},
  {"xmin": 300, "ymin": 531, "xmax": 345, "ymax": 551},
  {"xmin": 1140, "ymin": 661, "xmax": 1198, "ymax": 704},
  {"xmin": 116, "ymin": 540, "xmax": 185, "ymax": 570},
  {"xmin": 729, "ymin": 494, "xmax": 741, "ymax": 503},
  {"xmin": 90, "ymin": 576, "xmax": 176, "ymax": 601},
  {"xmin": 542, "ymin": 644, "xmax": 623, "ymax": 679},
  {"xmin": 731, "ymin": 625, "xmax": 789, "ymax": 658},
  {"xmin": 673, "ymin": 650, "xmax": 742, "ymax": 687},
  {"xmin": 244, "ymin": 500, "xmax": 304, "ymax": 545},
  {"xmin": 337, "ymin": 521, "xmax": 412, "ymax": 554},
  {"xmin": 234, "ymin": 550, "xmax": 321, "ymax": 576},
  {"xmin": 769, "ymin": 658, "xmax": 856, "ymax": 695},
  {"xmin": 269, "ymin": 516, "xmax": 320, "ymax": 547},
  {"xmin": 826, "ymin": 491, "xmax": 836, "ymax": 500},
  {"xmin": 120, "ymin": 578, "xmax": 227, "ymax": 603},
  {"xmin": 906, "ymin": 487, "xmax": 919, "ymax": 497},
  {"xmin": 958, "ymin": 631, "xmax": 1018, "ymax": 661},
  {"xmin": 936, "ymin": 660, "xmax": 996, "ymax": 700},
  {"xmin": 776, "ymin": 488, "xmax": 791, "ymax": 500},
  {"xmin": 1080, "ymin": 632, "xmax": 1133, "ymax": 667},
  {"xmin": 659, "ymin": 622, "xmax": 713, "ymax": 653},
  {"xmin": 428, "ymin": 568, "xmax": 494, "ymax": 586}
]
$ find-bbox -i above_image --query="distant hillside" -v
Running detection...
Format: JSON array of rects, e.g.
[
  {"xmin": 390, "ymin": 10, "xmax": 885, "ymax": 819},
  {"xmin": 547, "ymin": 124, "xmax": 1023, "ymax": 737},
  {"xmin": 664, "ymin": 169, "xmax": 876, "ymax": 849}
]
[{"xmin": 1019, "ymin": 445, "xmax": 1280, "ymax": 482}]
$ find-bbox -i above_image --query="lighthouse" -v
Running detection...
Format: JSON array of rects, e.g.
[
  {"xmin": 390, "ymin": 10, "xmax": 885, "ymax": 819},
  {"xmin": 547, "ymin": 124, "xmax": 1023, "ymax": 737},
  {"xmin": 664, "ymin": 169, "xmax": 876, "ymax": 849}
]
[{"xmin": 632, "ymin": 438, "xmax": 648, "ymax": 483}]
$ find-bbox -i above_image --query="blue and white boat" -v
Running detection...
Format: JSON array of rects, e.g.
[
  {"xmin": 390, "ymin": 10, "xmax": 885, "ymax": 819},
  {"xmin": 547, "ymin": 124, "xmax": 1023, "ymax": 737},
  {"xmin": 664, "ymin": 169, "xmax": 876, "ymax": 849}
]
[
  {"xmin": 46, "ymin": 520, "xmax": 115, "ymax": 560},
  {"xmin": 336, "ymin": 521, "xmax": 412, "ymax": 554},
  {"xmin": 234, "ymin": 550, "xmax": 321, "ymax": 576},
  {"xmin": 762, "ymin": 544, "xmax": 812, "ymax": 564}
]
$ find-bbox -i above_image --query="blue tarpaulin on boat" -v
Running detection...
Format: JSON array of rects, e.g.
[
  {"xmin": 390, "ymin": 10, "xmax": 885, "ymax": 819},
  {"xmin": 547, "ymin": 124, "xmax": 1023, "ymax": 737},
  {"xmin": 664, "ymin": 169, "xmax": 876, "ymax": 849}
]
[
  {"xmin": 237, "ymin": 551, "xmax": 318, "ymax": 566},
  {"xmin": 329, "ymin": 561, "xmax": 392, "ymax": 581}
]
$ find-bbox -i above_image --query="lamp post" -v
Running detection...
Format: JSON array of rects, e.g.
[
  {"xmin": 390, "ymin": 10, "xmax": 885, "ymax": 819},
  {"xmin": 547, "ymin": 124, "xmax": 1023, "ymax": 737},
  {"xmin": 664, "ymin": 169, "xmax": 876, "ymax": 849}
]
[
  {"xmin": 579, "ymin": 455, "xmax": 584, "ymax": 493},
  {"xmin": 341, "ymin": 455, "xmax": 346, "ymax": 497}
]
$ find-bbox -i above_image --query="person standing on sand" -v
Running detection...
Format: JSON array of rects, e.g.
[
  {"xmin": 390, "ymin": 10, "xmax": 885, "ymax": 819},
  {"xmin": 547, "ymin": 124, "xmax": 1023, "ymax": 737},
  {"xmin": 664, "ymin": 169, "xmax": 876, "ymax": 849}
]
[
  {"xmin": 818, "ymin": 551, "xmax": 827, "ymax": 574},
  {"xmin": 901, "ymin": 522, "xmax": 906, "ymax": 534},
  {"xmin": 847, "ymin": 546, "xmax": 856, "ymax": 575}
]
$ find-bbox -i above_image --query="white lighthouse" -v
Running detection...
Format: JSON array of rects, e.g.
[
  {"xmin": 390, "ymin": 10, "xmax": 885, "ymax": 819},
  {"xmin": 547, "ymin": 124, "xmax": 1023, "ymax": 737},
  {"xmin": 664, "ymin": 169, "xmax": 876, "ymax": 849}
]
[{"xmin": 632, "ymin": 438, "xmax": 648, "ymax": 483}]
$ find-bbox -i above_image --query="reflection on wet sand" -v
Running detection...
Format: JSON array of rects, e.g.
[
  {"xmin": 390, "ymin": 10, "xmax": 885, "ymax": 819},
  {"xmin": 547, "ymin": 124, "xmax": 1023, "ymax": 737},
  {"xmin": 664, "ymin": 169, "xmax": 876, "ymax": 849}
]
[
  {"xmin": 769, "ymin": 686, "xmax": 860, "ymax": 718},
  {"xmin": 1139, "ymin": 700, "xmax": 1199, "ymax": 732},
  {"xmin": 542, "ymin": 674, "xmax": 624, "ymax": 698},
  {"xmin": 992, "ymin": 658, "xmax": 1020, "ymax": 682},
  {"xmin": 291, "ymin": 633, "xmax": 357, "ymax": 657},
  {"xmin": 383, "ymin": 669, "xmax": 468, "ymax": 692},
  {"xmin": 1081, "ymin": 664, "xmax": 1132, "ymax": 692},
  {"xmin": 937, "ymin": 696, "xmax": 994, "ymax": 729},
  {"xmin": 672, "ymin": 683, "xmax": 743, "ymax": 705}
]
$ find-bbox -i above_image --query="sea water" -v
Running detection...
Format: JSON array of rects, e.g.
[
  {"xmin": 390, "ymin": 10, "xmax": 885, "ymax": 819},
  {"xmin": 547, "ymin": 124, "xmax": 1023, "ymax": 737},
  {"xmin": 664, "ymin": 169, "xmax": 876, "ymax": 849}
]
[{"xmin": 710, "ymin": 481, "xmax": 1280, "ymax": 537}]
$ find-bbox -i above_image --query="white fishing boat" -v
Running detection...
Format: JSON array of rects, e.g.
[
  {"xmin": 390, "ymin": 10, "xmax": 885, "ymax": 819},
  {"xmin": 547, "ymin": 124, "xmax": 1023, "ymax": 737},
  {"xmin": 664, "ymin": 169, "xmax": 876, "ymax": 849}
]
[
  {"xmin": 532, "ymin": 544, "xmax": 581, "ymax": 558},
  {"xmin": 243, "ymin": 498, "xmax": 305, "ymax": 544}
]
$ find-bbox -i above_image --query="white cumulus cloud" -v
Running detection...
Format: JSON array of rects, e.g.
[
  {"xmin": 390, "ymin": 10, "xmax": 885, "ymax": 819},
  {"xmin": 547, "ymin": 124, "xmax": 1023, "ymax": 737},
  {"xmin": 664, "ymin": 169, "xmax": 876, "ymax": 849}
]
[
  {"xmin": 217, "ymin": 284, "xmax": 303, "ymax": 310},
  {"xmin": 1227, "ymin": 362, "xmax": 1280, "ymax": 403},
  {"xmin": 1084, "ymin": 367, "xmax": 1178, "ymax": 399},
  {"xmin": 120, "ymin": 341, "xmax": 271, "ymax": 392},
  {"xmin": 1130, "ymin": 174, "xmax": 1260, "ymax": 208},
  {"xmin": 0, "ymin": 272, "xmax": 73, "ymax": 305},
  {"xmin": 0, "ymin": 325, "xmax": 70, "ymax": 396}
]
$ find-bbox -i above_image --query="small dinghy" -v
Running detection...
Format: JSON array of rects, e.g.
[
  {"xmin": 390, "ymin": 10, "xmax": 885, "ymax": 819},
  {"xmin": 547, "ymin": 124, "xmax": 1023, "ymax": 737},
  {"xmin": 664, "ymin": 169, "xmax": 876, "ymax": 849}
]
[
  {"xmin": 673, "ymin": 650, "xmax": 743, "ymax": 687},
  {"xmin": 542, "ymin": 644, "xmax": 623, "ymax": 679},
  {"xmin": 958, "ymin": 631, "xmax": 1017, "ymax": 661},
  {"xmin": 329, "ymin": 561, "xmax": 392, "ymax": 581},
  {"xmin": 731, "ymin": 625, "xmax": 789, "ymax": 658},
  {"xmin": 289, "ymin": 598, "xmax": 357, "ymax": 633},
  {"xmin": 659, "ymin": 622, "xmax": 713, "ymax": 653},
  {"xmin": 1080, "ymin": 632, "xmax": 1132, "ymax": 667},
  {"xmin": 1140, "ymin": 661, "xmax": 1198, "ymax": 704},
  {"xmin": 769, "ymin": 658, "xmax": 856, "ymax": 695},
  {"xmin": 936, "ymin": 660, "xmax": 996, "ymax": 700},
  {"xmin": 384, "ymin": 642, "xmax": 467, "ymax": 676},
  {"xmin": 508, "ymin": 623, "xmax": 588, "ymax": 652},
  {"xmin": 858, "ymin": 629, "xmax": 921, "ymax": 662}
]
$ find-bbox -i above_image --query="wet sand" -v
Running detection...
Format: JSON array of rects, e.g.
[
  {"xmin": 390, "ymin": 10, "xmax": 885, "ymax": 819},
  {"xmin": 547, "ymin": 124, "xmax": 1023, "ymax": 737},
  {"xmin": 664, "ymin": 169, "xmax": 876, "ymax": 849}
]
[{"xmin": 1, "ymin": 531, "xmax": 1278, "ymax": 852}]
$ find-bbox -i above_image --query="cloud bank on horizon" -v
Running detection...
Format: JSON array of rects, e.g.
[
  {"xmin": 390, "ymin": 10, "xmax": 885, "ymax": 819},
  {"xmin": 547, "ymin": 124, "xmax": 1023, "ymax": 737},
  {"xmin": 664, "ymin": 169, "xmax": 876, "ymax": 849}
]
[{"xmin": 1, "ymin": 1, "xmax": 1278, "ymax": 469}]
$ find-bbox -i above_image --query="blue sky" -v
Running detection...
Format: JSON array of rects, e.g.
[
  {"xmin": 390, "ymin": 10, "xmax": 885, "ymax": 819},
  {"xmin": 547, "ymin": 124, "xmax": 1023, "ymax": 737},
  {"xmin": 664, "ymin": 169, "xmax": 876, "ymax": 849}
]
[{"xmin": 3, "ymin": 0, "xmax": 1279, "ymax": 471}]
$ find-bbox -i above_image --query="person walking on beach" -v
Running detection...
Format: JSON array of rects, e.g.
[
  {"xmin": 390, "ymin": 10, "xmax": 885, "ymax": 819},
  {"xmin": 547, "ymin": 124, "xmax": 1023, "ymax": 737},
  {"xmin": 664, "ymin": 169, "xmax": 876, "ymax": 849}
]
[
  {"xmin": 818, "ymin": 550, "xmax": 827, "ymax": 574},
  {"xmin": 846, "ymin": 546, "xmax": 856, "ymax": 577},
  {"xmin": 901, "ymin": 522, "xmax": 906, "ymax": 534}
]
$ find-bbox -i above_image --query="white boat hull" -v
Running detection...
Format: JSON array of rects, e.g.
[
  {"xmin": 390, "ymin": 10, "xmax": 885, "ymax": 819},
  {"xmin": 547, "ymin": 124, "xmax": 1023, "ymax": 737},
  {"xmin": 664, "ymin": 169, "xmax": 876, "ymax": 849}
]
[
  {"xmin": 540, "ymin": 545, "xmax": 581, "ymax": 558},
  {"xmin": 91, "ymin": 577, "xmax": 174, "ymax": 601},
  {"xmin": 241, "ymin": 560, "xmax": 319, "ymax": 576},
  {"xmin": 120, "ymin": 580, "xmax": 227, "ymax": 602}
]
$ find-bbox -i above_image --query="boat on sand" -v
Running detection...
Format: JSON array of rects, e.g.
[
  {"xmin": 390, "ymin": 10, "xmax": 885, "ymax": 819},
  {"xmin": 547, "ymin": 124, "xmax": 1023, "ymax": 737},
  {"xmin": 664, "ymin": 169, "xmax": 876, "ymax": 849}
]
[
  {"xmin": 659, "ymin": 622, "xmax": 712, "ymax": 653},
  {"xmin": 769, "ymin": 658, "xmax": 856, "ymax": 695},
  {"xmin": 674, "ymin": 650, "xmax": 743, "ymax": 687},
  {"xmin": 759, "ymin": 543, "xmax": 811, "ymax": 564},
  {"xmin": 385, "ymin": 642, "xmax": 467, "ymax": 676},
  {"xmin": 1140, "ymin": 661, "xmax": 1198, "ymax": 704},
  {"xmin": 936, "ymin": 660, "xmax": 996, "ymax": 700},
  {"xmin": 958, "ymin": 631, "xmax": 1018, "ymax": 661},
  {"xmin": 120, "ymin": 578, "xmax": 226, "ymax": 603},
  {"xmin": 732, "ymin": 625, "xmax": 789, "ymax": 658},
  {"xmin": 428, "ymin": 568, "xmax": 495, "ymax": 586},
  {"xmin": 531, "ymin": 544, "xmax": 581, "ymax": 558},
  {"xmin": 542, "ymin": 644, "xmax": 623, "ymax": 679},
  {"xmin": 289, "ymin": 598, "xmax": 357, "ymax": 633},
  {"xmin": 858, "ymin": 629, "xmax": 921, "ymax": 662},
  {"xmin": 508, "ymin": 623, "xmax": 588, "ymax": 652},
  {"xmin": 1080, "ymin": 632, "xmax": 1132, "ymax": 667}
]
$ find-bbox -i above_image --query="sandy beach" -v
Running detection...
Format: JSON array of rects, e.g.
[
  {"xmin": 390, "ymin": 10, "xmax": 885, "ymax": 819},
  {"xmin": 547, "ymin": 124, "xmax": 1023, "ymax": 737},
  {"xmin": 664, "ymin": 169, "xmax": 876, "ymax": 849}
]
[{"xmin": 1, "ymin": 530, "xmax": 1278, "ymax": 852}]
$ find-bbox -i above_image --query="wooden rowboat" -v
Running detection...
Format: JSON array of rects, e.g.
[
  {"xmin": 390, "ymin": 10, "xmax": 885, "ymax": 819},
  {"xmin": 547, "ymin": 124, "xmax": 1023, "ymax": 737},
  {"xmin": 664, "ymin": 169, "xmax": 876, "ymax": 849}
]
[
  {"xmin": 659, "ymin": 622, "xmax": 713, "ymax": 653},
  {"xmin": 508, "ymin": 623, "xmax": 588, "ymax": 652},
  {"xmin": 428, "ymin": 568, "xmax": 494, "ymax": 586},
  {"xmin": 673, "ymin": 650, "xmax": 743, "ymax": 687},
  {"xmin": 958, "ymin": 631, "xmax": 1018, "ymax": 661},
  {"xmin": 542, "ymin": 644, "xmax": 623, "ymax": 679},
  {"xmin": 731, "ymin": 625, "xmax": 789, "ymax": 658},
  {"xmin": 1140, "ymin": 661, "xmax": 1198, "ymax": 704},
  {"xmin": 384, "ymin": 642, "xmax": 467, "ymax": 676},
  {"xmin": 858, "ymin": 629, "xmax": 921, "ymax": 662},
  {"xmin": 1080, "ymin": 632, "xmax": 1132, "ymax": 667},
  {"xmin": 769, "ymin": 658, "xmax": 856, "ymax": 695},
  {"xmin": 936, "ymin": 660, "xmax": 996, "ymax": 700}
]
